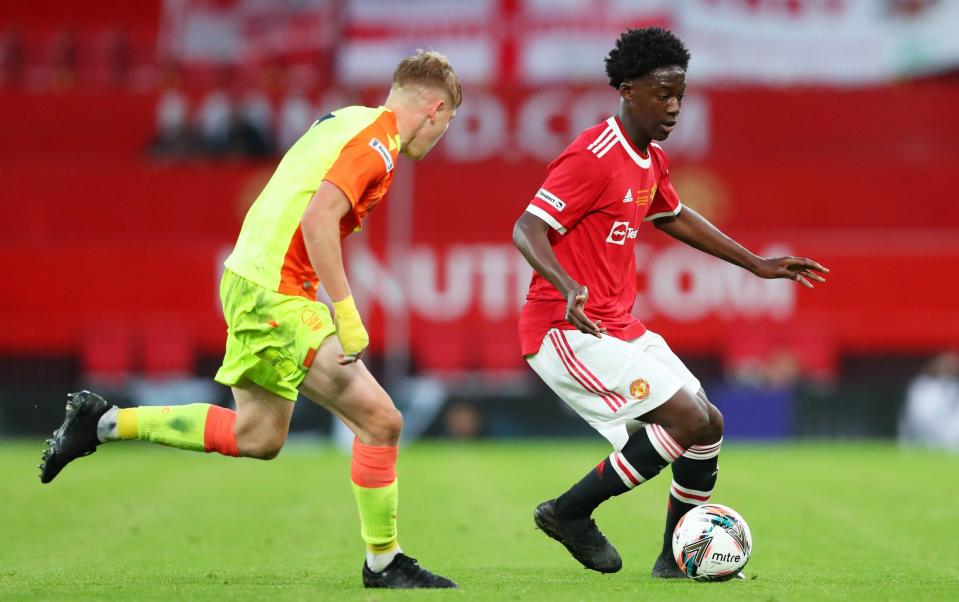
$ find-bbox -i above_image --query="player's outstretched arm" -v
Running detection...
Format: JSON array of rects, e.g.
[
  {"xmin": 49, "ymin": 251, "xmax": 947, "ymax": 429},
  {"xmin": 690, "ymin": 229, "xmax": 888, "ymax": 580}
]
[
  {"xmin": 302, "ymin": 181, "xmax": 370, "ymax": 364},
  {"xmin": 653, "ymin": 205, "xmax": 829, "ymax": 288},
  {"xmin": 512, "ymin": 212, "xmax": 606, "ymax": 337}
]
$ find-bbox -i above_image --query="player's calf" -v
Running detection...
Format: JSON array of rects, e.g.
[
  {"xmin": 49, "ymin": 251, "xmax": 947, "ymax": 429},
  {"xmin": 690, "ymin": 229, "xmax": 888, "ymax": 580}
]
[
  {"xmin": 654, "ymin": 396, "xmax": 724, "ymax": 578},
  {"xmin": 235, "ymin": 434, "xmax": 284, "ymax": 460},
  {"xmin": 233, "ymin": 415, "xmax": 287, "ymax": 459},
  {"xmin": 550, "ymin": 421, "xmax": 686, "ymax": 524},
  {"xmin": 536, "ymin": 421, "xmax": 686, "ymax": 571}
]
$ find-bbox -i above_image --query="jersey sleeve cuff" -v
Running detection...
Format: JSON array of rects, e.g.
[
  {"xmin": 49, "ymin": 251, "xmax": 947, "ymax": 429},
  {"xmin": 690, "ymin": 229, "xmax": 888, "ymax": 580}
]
[
  {"xmin": 322, "ymin": 176, "xmax": 359, "ymax": 208},
  {"xmin": 643, "ymin": 203, "xmax": 683, "ymax": 222},
  {"xmin": 525, "ymin": 204, "xmax": 567, "ymax": 234}
]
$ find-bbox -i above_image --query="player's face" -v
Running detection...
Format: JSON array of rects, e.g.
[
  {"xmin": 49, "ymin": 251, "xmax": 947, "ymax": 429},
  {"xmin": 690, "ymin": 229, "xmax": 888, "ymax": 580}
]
[
  {"xmin": 403, "ymin": 101, "xmax": 456, "ymax": 160},
  {"xmin": 621, "ymin": 66, "xmax": 686, "ymax": 144}
]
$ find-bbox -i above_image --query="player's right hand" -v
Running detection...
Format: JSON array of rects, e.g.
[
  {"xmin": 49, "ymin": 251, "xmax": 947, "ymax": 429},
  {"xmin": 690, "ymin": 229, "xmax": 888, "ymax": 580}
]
[
  {"xmin": 332, "ymin": 295, "xmax": 369, "ymax": 365},
  {"xmin": 565, "ymin": 285, "xmax": 606, "ymax": 338},
  {"xmin": 752, "ymin": 256, "xmax": 830, "ymax": 289}
]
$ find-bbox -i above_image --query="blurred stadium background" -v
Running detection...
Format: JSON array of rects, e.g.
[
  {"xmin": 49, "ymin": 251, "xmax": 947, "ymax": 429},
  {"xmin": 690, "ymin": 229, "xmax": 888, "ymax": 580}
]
[
  {"xmin": 1, "ymin": 0, "xmax": 957, "ymax": 446},
  {"xmin": 3, "ymin": 1, "xmax": 959, "ymax": 599}
]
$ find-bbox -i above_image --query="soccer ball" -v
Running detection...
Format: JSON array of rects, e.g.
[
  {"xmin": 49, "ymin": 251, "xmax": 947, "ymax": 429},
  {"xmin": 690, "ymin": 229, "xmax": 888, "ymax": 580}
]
[{"xmin": 672, "ymin": 503, "xmax": 752, "ymax": 581}]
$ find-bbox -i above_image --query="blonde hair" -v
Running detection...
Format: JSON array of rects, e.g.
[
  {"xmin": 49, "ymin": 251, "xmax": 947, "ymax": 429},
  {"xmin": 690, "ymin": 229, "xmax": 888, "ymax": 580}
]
[{"xmin": 392, "ymin": 50, "xmax": 462, "ymax": 108}]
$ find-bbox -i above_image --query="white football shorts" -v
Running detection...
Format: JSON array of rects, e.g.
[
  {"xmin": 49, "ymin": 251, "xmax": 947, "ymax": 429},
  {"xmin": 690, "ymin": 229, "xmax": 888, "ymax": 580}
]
[{"xmin": 527, "ymin": 328, "xmax": 701, "ymax": 450}]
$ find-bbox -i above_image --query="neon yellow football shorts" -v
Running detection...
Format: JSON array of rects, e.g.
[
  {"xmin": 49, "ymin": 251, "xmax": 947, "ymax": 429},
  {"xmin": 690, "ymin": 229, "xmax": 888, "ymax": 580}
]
[{"xmin": 215, "ymin": 269, "xmax": 336, "ymax": 401}]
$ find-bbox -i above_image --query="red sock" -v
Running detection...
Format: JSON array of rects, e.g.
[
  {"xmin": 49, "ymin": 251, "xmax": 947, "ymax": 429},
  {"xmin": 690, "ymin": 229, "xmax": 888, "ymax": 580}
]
[
  {"xmin": 203, "ymin": 406, "xmax": 239, "ymax": 457},
  {"xmin": 351, "ymin": 438, "xmax": 397, "ymax": 487}
]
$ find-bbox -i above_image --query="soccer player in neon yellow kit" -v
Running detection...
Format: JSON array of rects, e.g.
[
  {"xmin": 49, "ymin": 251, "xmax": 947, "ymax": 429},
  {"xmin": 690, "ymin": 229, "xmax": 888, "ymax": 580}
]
[{"xmin": 39, "ymin": 51, "xmax": 461, "ymax": 589}]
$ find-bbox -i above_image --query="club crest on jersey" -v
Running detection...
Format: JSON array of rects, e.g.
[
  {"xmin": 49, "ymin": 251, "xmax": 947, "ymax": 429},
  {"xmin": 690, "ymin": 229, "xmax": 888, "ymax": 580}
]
[
  {"xmin": 629, "ymin": 378, "xmax": 650, "ymax": 400},
  {"xmin": 634, "ymin": 183, "xmax": 656, "ymax": 206},
  {"xmin": 606, "ymin": 221, "xmax": 638, "ymax": 245},
  {"xmin": 368, "ymin": 137, "xmax": 394, "ymax": 172},
  {"xmin": 536, "ymin": 188, "xmax": 566, "ymax": 211}
]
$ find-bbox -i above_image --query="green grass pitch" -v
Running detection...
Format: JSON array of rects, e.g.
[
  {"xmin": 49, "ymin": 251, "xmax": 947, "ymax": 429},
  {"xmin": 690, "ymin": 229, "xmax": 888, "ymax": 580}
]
[{"xmin": 1, "ymin": 440, "xmax": 957, "ymax": 601}]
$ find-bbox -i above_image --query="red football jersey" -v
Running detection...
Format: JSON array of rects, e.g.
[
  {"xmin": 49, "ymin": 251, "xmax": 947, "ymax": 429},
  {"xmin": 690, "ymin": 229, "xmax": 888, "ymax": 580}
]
[{"xmin": 518, "ymin": 115, "xmax": 682, "ymax": 355}]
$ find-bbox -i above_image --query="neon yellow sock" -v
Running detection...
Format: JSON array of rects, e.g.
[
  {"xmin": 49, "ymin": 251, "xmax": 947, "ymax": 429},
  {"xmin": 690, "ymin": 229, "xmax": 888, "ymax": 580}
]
[
  {"xmin": 116, "ymin": 404, "xmax": 211, "ymax": 452},
  {"xmin": 351, "ymin": 480, "xmax": 399, "ymax": 552}
]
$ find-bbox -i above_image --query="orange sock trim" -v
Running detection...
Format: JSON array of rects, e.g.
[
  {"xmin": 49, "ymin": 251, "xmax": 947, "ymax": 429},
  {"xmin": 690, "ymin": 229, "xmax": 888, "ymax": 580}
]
[
  {"xmin": 203, "ymin": 406, "xmax": 239, "ymax": 457},
  {"xmin": 350, "ymin": 438, "xmax": 397, "ymax": 488}
]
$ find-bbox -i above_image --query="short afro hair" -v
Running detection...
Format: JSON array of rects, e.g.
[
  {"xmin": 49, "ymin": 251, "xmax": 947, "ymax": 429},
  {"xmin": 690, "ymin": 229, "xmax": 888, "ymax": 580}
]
[{"xmin": 604, "ymin": 27, "xmax": 690, "ymax": 89}]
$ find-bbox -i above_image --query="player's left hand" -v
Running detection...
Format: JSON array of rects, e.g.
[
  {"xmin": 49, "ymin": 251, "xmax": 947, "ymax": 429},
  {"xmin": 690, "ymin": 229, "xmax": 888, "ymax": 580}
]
[
  {"xmin": 565, "ymin": 285, "xmax": 607, "ymax": 337},
  {"xmin": 332, "ymin": 295, "xmax": 369, "ymax": 365},
  {"xmin": 752, "ymin": 256, "xmax": 829, "ymax": 288}
]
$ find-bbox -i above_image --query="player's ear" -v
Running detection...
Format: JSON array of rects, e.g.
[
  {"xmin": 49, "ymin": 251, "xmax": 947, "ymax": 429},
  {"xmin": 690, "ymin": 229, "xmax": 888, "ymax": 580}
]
[
  {"xmin": 619, "ymin": 81, "xmax": 633, "ymax": 101},
  {"xmin": 427, "ymin": 98, "xmax": 445, "ymax": 123}
]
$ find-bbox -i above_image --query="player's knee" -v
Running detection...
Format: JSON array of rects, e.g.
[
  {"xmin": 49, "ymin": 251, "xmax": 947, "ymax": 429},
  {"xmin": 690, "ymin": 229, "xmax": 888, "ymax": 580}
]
[
  {"xmin": 365, "ymin": 406, "xmax": 403, "ymax": 446},
  {"xmin": 705, "ymin": 402, "xmax": 724, "ymax": 442},
  {"xmin": 678, "ymin": 404, "xmax": 712, "ymax": 447}
]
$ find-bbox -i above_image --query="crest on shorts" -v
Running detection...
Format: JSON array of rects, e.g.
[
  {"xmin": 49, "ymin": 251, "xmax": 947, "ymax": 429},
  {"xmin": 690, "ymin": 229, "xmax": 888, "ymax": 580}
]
[{"xmin": 629, "ymin": 378, "xmax": 650, "ymax": 400}]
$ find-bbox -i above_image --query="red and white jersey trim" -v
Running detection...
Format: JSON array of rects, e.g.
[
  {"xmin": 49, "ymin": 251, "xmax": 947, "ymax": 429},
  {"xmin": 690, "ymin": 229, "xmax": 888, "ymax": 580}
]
[
  {"xmin": 525, "ymin": 203, "xmax": 567, "ymax": 234},
  {"xmin": 644, "ymin": 203, "xmax": 683, "ymax": 222},
  {"xmin": 586, "ymin": 124, "xmax": 618, "ymax": 159},
  {"xmin": 671, "ymin": 481, "xmax": 713, "ymax": 505},
  {"xmin": 586, "ymin": 116, "xmax": 651, "ymax": 169},
  {"xmin": 609, "ymin": 450, "xmax": 645, "ymax": 488},
  {"xmin": 646, "ymin": 423, "xmax": 685, "ymax": 462},
  {"xmin": 547, "ymin": 330, "xmax": 628, "ymax": 412},
  {"xmin": 682, "ymin": 438, "xmax": 723, "ymax": 460}
]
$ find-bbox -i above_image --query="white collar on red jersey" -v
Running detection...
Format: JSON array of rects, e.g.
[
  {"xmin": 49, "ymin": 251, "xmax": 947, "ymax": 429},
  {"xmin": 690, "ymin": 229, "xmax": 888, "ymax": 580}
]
[{"xmin": 607, "ymin": 116, "xmax": 651, "ymax": 169}]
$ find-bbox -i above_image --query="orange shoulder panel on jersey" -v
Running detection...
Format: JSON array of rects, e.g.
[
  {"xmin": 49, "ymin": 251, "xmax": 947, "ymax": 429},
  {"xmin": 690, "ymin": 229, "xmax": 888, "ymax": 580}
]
[{"xmin": 323, "ymin": 112, "xmax": 399, "ymax": 237}]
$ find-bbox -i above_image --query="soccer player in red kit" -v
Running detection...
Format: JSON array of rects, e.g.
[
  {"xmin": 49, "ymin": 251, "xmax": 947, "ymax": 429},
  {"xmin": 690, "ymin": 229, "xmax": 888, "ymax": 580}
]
[{"xmin": 513, "ymin": 27, "xmax": 829, "ymax": 578}]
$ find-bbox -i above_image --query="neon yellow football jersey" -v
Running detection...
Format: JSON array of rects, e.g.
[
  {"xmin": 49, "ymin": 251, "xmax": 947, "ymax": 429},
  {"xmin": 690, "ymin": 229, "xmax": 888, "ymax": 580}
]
[{"xmin": 224, "ymin": 105, "xmax": 401, "ymax": 299}]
